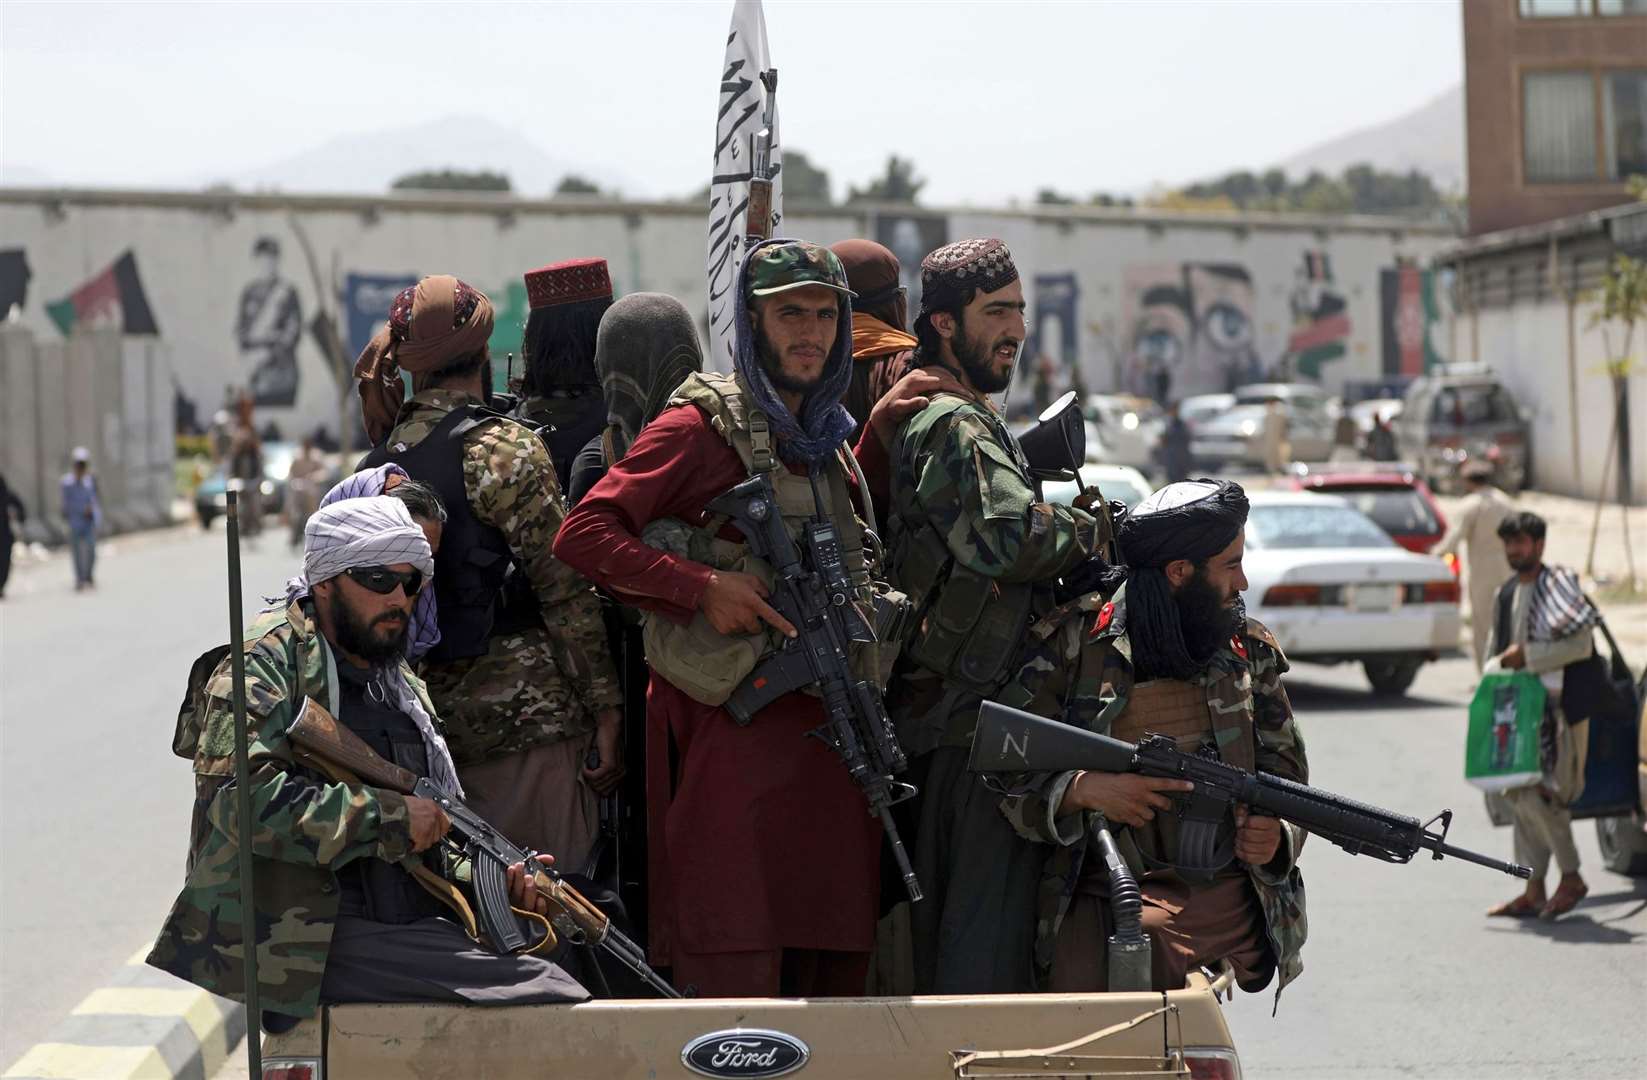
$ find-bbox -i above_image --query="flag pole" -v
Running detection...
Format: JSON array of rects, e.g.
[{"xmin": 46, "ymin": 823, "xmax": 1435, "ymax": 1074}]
[{"xmin": 226, "ymin": 488, "xmax": 263, "ymax": 1077}]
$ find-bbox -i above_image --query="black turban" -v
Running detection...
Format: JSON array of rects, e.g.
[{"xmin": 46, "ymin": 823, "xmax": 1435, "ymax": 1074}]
[{"xmin": 1119, "ymin": 480, "xmax": 1249, "ymax": 568}]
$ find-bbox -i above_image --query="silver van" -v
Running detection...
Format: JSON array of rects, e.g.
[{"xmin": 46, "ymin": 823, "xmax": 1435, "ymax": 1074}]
[{"xmin": 1395, "ymin": 372, "xmax": 1530, "ymax": 494}]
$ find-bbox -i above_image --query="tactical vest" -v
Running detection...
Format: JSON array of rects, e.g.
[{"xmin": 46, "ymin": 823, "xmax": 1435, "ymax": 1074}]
[
  {"xmin": 888, "ymin": 394, "xmax": 1038, "ymax": 694},
  {"xmin": 1110, "ymin": 673, "xmax": 1257, "ymax": 884},
  {"xmin": 642, "ymin": 372, "xmax": 901, "ymax": 707},
  {"xmin": 360, "ymin": 404, "xmax": 536, "ymax": 664}
]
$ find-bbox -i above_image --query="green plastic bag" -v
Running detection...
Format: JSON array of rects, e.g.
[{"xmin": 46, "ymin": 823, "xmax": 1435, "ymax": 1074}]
[{"xmin": 1464, "ymin": 672, "xmax": 1545, "ymax": 792}]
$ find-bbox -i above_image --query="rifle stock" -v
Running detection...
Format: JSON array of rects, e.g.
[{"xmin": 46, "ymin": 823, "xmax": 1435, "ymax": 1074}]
[{"xmin": 287, "ymin": 697, "xmax": 419, "ymax": 795}]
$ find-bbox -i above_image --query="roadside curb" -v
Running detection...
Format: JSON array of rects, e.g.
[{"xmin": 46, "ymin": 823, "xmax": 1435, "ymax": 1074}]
[{"xmin": 2, "ymin": 945, "xmax": 247, "ymax": 1080}]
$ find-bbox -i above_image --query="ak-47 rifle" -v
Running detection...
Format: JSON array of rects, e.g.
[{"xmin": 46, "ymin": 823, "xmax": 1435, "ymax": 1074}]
[
  {"xmin": 707, "ymin": 470, "xmax": 923, "ymax": 902},
  {"xmin": 970, "ymin": 701, "xmax": 1531, "ymax": 880},
  {"xmin": 743, "ymin": 68, "xmax": 778, "ymax": 248},
  {"xmin": 285, "ymin": 698, "xmax": 680, "ymax": 998}
]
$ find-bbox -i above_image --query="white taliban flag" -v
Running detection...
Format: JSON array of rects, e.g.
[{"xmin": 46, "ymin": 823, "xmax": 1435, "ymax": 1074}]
[{"xmin": 706, "ymin": 0, "xmax": 781, "ymax": 373}]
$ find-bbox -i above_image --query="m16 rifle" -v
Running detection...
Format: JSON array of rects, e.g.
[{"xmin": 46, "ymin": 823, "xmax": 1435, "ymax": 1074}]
[
  {"xmin": 707, "ymin": 469, "xmax": 923, "ymax": 902},
  {"xmin": 970, "ymin": 701, "xmax": 1531, "ymax": 880},
  {"xmin": 286, "ymin": 698, "xmax": 681, "ymax": 998}
]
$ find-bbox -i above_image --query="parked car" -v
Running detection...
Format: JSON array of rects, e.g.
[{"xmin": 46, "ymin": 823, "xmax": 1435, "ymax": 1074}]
[
  {"xmin": 1084, "ymin": 394, "xmax": 1164, "ymax": 473},
  {"xmin": 1243, "ymin": 491, "xmax": 1461, "ymax": 696},
  {"xmin": 1289, "ymin": 465, "xmax": 1449, "ymax": 553},
  {"xmin": 1393, "ymin": 370, "xmax": 1530, "ymax": 494},
  {"xmin": 194, "ymin": 441, "xmax": 298, "ymax": 529},
  {"xmin": 1040, "ymin": 463, "xmax": 1154, "ymax": 510},
  {"xmin": 1190, "ymin": 383, "xmax": 1338, "ymax": 470}
]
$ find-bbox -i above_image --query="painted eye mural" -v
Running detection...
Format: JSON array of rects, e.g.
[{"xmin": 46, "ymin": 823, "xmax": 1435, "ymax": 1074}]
[{"xmin": 1123, "ymin": 263, "xmax": 1257, "ymax": 400}]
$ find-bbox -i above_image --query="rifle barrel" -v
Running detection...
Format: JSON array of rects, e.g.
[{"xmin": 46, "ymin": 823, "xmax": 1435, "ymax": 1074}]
[{"xmin": 1431, "ymin": 839, "xmax": 1533, "ymax": 879}]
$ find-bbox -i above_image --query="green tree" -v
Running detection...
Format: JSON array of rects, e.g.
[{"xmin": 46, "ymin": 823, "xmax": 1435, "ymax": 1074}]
[
  {"xmin": 1584, "ymin": 253, "xmax": 1646, "ymax": 586},
  {"xmin": 848, "ymin": 156, "xmax": 925, "ymax": 204},
  {"xmin": 390, "ymin": 169, "xmax": 511, "ymax": 192},
  {"xmin": 1036, "ymin": 188, "xmax": 1076, "ymax": 205},
  {"xmin": 554, "ymin": 174, "xmax": 604, "ymax": 196},
  {"xmin": 781, "ymin": 149, "xmax": 832, "ymax": 203}
]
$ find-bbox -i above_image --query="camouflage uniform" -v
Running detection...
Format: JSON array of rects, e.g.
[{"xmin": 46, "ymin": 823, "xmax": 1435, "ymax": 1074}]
[
  {"xmin": 998, "ymin": 582, "xmax": 1311, "ymax": 1000},
  {"xmin": 148, "ymin": 601, "xmax": 429, "ymax": 1019},
  {"xmin": 383, "ymin": 388, "xmax": 620, "ymax": 767},
  {"xmin": 885, "ymin": 389, "xmax": 1103, "ymax": 993}
]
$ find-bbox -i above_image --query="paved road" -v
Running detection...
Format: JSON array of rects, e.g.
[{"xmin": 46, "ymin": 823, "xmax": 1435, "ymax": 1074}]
[
  {"xmin": 5, "ymin": 527, "xmax": 1643, "ymax": 1078},
  {"xmin": 1224, "ymin": 658, "xmax": 1646, "ymax": 1080},
  {"xmin": 0, "ymin": 524, "xmax": 299, "ymax": 1070}
]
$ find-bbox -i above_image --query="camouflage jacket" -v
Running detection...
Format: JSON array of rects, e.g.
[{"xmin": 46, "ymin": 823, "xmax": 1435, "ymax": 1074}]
[
  {"xmin": 386, "ymin": 389, "xmax": 619, "ymax": 764},
  {"xmin": 886, "ymin": 388, "xmax": 1102, "ymax": 754},
  {"xmin": 996, "ymin": 583, "xmax": 1311, "ymax": 999},
  {"xmin": 147, "ymin": 600, "xmax": 457, "ymax": 1019}
]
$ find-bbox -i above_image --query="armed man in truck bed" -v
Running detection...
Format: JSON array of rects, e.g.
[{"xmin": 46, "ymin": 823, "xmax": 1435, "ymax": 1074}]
[
  {"xmin": 1002, "ymin": 480, "xmax": 1311, "ymax": 1000},
  {"xmin": 149, "ymin": 496, "xmax": 588, "ymax": 1029},
  {"xmin": 354, "ymin": 275, "xmax": 624, "ymax": 874}
]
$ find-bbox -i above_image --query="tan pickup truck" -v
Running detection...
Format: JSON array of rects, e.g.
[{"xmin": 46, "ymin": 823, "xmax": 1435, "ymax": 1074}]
[{"xmin": 260, "ymin": 966, "xmax": 1242, "ymax": 1079}]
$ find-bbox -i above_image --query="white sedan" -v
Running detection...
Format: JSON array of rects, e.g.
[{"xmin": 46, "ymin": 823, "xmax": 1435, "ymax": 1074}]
[
  {"xmin": 1041, "ymin": 464, "xmax": 1154, "ymax": 510},
  {"xmin": 1242, "ymin": 492, "xmax": 1461, "ymax": 696}
]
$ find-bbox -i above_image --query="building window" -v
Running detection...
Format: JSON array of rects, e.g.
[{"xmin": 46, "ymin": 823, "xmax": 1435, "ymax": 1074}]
[
  {"xmin": 1524, "ymin": 71, "xmax": 1599, "ymax": 182},
  {"xmin": 1522, "ymin": 0, "xmax": 1647, "ymax": 13},
  {"xmin": 1605, "ymin": 71, "xmax": 1647, "ymax": 178}
]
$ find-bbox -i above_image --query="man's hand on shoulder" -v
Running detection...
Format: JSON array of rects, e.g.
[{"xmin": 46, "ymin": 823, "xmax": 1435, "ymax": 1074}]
[
  {"xmin": 867, "ymin": 369, "xmax": 967, "ymax": 449},
  {"xmin": 699, "ymin": 569, "xmax": 798, "ymax": 639},
  {"xmin": 404, "ymin": 795, "xmax": 452, "ymax": 853}
]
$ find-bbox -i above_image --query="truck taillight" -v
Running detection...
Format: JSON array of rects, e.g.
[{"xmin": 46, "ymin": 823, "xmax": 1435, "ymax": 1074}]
[
  {"xmin": 1261, "ymin": 584, "xmax": 1321, "ymax": 607},
  {"xmin": 1184, "ymin": 1047, "xmax": 1242, "ymax": 1079},
  {"xmin": 263, "ymin": 1060, "xmax": 321, "ymax": 1080}
]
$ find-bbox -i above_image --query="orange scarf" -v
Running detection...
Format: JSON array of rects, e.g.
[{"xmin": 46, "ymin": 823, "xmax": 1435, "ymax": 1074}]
[{"xmin": 851, "ymin": 313, "xmax": 917, "ymax": 361}]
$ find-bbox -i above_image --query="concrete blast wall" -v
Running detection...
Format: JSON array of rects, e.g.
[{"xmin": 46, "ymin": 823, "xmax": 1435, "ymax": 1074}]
[{"xmin": 0, "ymin": 323, "xmax": 175, "ymax": 542}]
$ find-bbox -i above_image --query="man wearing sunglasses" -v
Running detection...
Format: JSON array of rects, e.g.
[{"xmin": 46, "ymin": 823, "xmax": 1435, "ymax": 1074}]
[{"xmin": 152, "ymin": 496, "xmax": 587, "ymax": 1031}]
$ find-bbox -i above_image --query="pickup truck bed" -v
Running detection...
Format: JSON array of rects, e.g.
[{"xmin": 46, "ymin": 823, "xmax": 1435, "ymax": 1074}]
[{"xmin": 261, "ymin": 968, "xmax": 1240, "ymax": 1079}]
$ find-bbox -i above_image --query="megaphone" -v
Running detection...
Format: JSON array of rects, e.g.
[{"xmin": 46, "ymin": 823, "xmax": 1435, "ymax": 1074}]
[{"xmin": 1018, "ymin": 390, "xmax": 1085, "ymax": 483}]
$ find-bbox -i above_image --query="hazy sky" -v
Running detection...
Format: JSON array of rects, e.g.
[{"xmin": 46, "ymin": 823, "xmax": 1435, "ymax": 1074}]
[{"xmin": 1, "ymin": 0, "xmax": 1463, "ymax": 204}]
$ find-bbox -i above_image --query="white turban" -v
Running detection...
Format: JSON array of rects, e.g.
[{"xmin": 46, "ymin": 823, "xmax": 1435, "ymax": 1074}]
[
  {"xmin": 299, "ymin": 495, "xmax": 434, "ymax": 594},
  {"xmin": 283, "ymin": 495, "xmax": 461, "ymax": 797}
]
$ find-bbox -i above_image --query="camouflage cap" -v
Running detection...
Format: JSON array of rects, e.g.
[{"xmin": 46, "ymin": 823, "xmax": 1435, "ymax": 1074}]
[{"xmin": 746, "ymin": 241, "xmax": 857, "ymax": 299}]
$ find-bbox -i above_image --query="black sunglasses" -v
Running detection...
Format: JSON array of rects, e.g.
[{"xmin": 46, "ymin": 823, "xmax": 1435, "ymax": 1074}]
[{"xmin": 343, "ymin": 566, "xmax": 425, "ymax": 597}]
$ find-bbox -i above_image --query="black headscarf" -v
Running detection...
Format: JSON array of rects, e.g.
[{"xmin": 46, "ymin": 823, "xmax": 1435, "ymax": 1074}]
[
  {"xmin": 594, "ymin": 292, "xmax": 703, "ymax": 464},
  {"xmin": 1116, "ymin": 480, "xmax": 1250, "ymax": 680}
]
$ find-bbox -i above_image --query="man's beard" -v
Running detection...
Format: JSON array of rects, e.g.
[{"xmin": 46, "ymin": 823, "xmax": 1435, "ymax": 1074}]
[
  {"xmin": 327, "ymin": 589, "xmax": 410, "ymax": 664},
  {"xmin": 757, "ymin": 332, "xmax": 825, "ymax": 396},
  {"xmin": 1174, "ymin": 567, "xmax": 1244, "ymax": 662},
  {"xmin": 952, "ymin": 315, "xmax": 1017, "ymax": 394}
]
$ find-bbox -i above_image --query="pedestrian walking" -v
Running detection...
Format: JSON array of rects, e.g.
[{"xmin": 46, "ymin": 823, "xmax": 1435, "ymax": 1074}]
[
  {"xmin": 1432, "ymin": 460, "xmax": 1515, "ymax": 671},
  {"xmin": 1261, "ymin": 399, "xmax": 1290, "ymax": 476},
  {"xmin": 0, "ymin": 471, "xmax": 26, "ymax": 598},
  {"xmin": 60, "ymin": 447, "xmax": 101, "ymax": 590},
  {"xmin": 1157, "ymin": 400, "xmax": 1193, "ymax": 482}
]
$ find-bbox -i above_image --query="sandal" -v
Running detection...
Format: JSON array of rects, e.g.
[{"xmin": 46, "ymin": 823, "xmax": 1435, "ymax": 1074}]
[
  {"xmin": 1539, "ymin": 877, "xmax": 1588, "ymax": 921},
  {"xmin": 1487, "ymin": 894, "xmax": 1543, "ymax": 918}
]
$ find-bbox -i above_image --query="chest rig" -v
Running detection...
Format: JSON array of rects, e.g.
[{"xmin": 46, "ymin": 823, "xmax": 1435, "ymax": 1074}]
[
  {"xmin": 641, "ymin": 372, "xmax": 901, "ymax": 708},
  {"xmin": 1109, "ymin": 661, "xmax": 1259, "ymax": 884},
  {"xmin": 889, "ymin": 394, "xmax": 1041, "ymax": 695}
]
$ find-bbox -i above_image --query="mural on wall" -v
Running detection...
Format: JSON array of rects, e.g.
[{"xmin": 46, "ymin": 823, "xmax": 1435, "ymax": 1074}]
[
  {"xmin": 234, "ymin": 237, "xmax": 303, "ymax": 407},
  {"xmin": 1, "ymin": 249, "xmax": 31, "ymax": 315},
  {"xmin": 1018, "ymin": 272, "xmax": 1081, "ymax": 413},
  {"xmin": 1284, "ymin": 251, "xmax": 1350, "ymax": 380},
  {"xmin": 1379, "ymin": 265, "xmax": 1445, "ymax": 377},
  {"xmin": 1122, "ymin": 262, "xmax": 1259, "ymax": 400},
  {"xmin": 47, "ymin": 250, "xmax": 159, "ymax": 337}
]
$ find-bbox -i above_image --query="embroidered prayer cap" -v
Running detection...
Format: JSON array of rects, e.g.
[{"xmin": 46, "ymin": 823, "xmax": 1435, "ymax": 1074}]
[
  {"xmin": 746, "ymin": 240, "xmax": 856, "ymax": 299},
  {"xmin": 917, "ymin": 237, "xmax": 1019, "ymax": 322},
  {"xmin": 525, "ymin": 258, "xmax": 613, "ymax": 310},
  {"xmin": 1119, "ymin": 479, "xmax": 1249, "ymax": 568}
]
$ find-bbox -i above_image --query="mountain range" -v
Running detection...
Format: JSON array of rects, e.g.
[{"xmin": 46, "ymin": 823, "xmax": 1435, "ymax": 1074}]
[{"xmin": 1280, "ymin": 85, "xmax": 1464, "ymax": 192}]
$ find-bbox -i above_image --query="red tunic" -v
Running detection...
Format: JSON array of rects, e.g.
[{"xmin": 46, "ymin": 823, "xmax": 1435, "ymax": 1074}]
[{"xmin": 553, "ymin": 404, "xmax": 890, "ymax": 964}]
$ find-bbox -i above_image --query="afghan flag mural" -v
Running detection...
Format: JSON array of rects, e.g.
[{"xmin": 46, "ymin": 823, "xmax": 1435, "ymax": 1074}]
[
  {"xmin": 1380, "ymin": 265, "xmax": 1445, "ymax": 377},
  {"xmin": 1284, "ymin": 250, "xmax": 1350, "ymax": 380},
  {"xmin": 46, "ymin": 250, "xmax": 160, "ymax": 337}
]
